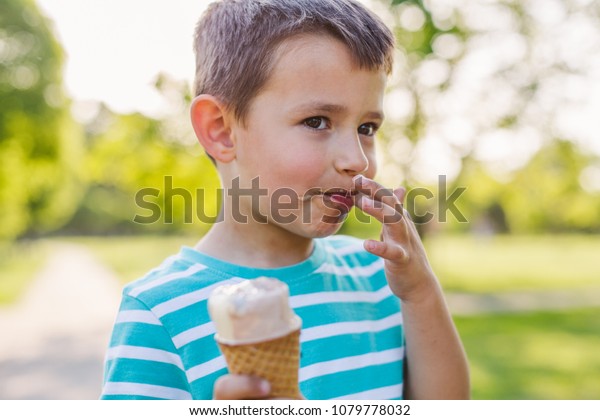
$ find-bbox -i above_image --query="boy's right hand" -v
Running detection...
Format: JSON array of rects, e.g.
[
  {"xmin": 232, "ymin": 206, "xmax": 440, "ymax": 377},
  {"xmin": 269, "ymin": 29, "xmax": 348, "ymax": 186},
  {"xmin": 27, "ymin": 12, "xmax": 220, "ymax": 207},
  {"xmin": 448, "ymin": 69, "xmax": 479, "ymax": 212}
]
[{"xmin": 213, "ymin": 374, "xmax": 271, "ymax": 399}]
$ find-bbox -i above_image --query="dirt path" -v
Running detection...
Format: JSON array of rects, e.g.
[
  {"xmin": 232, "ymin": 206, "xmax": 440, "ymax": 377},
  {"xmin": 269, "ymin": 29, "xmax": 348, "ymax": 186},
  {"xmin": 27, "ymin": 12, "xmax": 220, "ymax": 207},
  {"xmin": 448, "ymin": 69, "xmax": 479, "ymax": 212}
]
[
  {"xmin": 446, "ymin": 288, "xmax": 600, "ymax": 316},
  {"xmin": 0, "ymin": 243, "xmax": 122, "ymax": 399}
]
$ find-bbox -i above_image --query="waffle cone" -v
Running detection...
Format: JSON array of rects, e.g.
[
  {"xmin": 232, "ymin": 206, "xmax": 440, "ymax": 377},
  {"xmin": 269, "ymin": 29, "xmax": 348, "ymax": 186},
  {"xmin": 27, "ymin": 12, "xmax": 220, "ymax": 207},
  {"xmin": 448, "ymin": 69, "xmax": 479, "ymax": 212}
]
[{"xmin": 217, "ymin": 329, "xmax": 301, "ymax": 399}]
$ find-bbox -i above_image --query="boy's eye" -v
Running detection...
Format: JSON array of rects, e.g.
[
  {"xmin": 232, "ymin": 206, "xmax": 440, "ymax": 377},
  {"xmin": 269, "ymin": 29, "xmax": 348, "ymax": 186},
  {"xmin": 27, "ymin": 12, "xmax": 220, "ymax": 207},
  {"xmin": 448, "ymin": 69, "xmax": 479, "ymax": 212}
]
[
  {"xmin": 358, "ymin": 123, "xmax": 378, "ymax": 136},
  {"xmin": 303, "ymin": 117, "xmax": 329, "ymax": 130}
]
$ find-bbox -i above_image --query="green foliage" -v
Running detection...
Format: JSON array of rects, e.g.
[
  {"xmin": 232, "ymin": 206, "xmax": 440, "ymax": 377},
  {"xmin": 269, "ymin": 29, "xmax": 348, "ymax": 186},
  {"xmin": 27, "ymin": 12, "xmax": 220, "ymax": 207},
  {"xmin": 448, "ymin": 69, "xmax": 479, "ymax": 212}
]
[
  {"xmin": 64, "ymin": 107, "xmax": 220, "ymax": 235},
  {"xmin": 447, "ymin": 142, "xmax": 600, "ymax": 234},
  {"xmin": 379, "ymin": 0, "xmax": 600, "ymax": 235},
  {"xmin": 0, "ymin": 0, "xmax": 84, "ymax": 240},
  {"xmin": 445, "ymin": 161, "xmax": 508, "ymax": 234},
  {"xmin": 392, "ymin": 1, "xmax": 442, "ymax": 57},
  {"xmin": 338, "ymin": 207, "xmax": 381, "ymax": 239},
  {"xmin": 0, "ymin": 239, "xmax": 48, "ymax": 305},
  {"xmin": 503, "ymin": 141, "xmax": 600, "ymax": 233}
]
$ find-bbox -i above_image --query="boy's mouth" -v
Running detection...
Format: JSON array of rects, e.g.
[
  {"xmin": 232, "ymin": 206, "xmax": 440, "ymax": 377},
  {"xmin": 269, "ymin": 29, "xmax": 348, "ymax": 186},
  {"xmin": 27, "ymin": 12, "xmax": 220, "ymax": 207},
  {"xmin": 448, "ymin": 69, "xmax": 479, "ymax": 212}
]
[{"xmin": 322, "ymin": 188, "xmax": 356, "ymax": 213}]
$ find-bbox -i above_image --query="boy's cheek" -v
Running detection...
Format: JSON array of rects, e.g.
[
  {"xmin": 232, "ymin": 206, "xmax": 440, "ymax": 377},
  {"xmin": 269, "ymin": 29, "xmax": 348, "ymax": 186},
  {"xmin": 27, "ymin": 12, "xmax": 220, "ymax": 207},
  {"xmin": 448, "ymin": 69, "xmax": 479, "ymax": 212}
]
[{"xmin": 274, "ymin": 152, "xmax": 325, "ymax": 180}]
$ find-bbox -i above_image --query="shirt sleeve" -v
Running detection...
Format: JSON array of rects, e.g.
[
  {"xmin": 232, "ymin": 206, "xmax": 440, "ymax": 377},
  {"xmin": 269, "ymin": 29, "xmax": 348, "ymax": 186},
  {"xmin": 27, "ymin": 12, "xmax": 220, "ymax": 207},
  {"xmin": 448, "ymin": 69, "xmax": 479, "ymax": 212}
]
[{"xmin": 100, "ymin": 293, "xmax": 192, "ymax": 399}]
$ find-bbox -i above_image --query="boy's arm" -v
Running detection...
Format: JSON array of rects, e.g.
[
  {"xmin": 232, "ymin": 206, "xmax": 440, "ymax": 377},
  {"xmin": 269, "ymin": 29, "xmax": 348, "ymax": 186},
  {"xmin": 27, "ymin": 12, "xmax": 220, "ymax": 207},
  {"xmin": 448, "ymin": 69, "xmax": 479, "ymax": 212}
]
[
  {"xmin": 400, "ymin": 281, "xmax": 470, "ymax": 399},
  {"xmin": 354, "ymin": 175, "xmax": 470, "ymax": 400}
]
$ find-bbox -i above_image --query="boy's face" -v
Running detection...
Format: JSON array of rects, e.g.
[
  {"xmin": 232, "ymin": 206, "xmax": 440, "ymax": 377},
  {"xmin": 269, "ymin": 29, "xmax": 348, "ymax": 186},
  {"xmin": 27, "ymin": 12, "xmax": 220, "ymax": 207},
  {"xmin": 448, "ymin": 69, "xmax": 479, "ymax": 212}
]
[{"xmin": 227, "ymin": 34, "xmax": 387, "ymax": 238}]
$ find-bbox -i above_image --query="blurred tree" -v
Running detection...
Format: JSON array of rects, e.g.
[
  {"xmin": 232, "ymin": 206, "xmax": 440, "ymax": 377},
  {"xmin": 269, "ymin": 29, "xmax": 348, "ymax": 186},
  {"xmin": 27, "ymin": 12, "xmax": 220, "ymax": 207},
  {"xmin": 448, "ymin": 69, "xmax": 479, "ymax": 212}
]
[
  {"xmin": 0, "ymin": 0, "xmax": 84, "ymax": 240},
  {"xmin": 63, "ymin": 102, "xmax": 220, "ymax": 235},
  {"xmin": 374, "ymin": 0, "xmax": 600, "ymax": 234},
  {"xmin": 503, "ymin": 140, "xmax": 600, "ymax": 233}
]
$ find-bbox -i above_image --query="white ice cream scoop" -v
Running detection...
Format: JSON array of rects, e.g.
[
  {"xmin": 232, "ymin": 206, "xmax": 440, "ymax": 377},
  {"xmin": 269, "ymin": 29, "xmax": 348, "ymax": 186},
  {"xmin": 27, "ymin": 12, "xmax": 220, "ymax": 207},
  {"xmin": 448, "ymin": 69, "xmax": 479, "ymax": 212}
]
[{"xmin": 208, "ymin": 278, "xmax": 302, "ymax": 345}]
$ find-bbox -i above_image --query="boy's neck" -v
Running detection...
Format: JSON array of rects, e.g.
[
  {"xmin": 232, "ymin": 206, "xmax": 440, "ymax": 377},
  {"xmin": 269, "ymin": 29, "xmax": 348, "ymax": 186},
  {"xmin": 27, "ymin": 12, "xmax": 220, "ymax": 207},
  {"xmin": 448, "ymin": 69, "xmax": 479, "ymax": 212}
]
[{"xmin": 194, "ymin": 219, "xmax": 315, "ymax": 269}]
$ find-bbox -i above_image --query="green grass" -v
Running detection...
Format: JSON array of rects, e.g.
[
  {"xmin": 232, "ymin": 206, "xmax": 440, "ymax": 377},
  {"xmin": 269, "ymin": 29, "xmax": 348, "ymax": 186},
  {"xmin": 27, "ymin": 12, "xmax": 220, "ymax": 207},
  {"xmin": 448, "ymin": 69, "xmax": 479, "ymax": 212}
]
[
  {"xmin": 455, "ymin": 308, "xmax": 600, "ymax": 399},
  {"xmin": 425, "ymin": 235, "xmax": 600, "ymax": 292},
  {"xmin": 0, "ymin": 240, "xmax": 48, "ymax": 305},
  {"xmin": 71, "ymin": 235, "xmax": 199, "ymax": 284}
]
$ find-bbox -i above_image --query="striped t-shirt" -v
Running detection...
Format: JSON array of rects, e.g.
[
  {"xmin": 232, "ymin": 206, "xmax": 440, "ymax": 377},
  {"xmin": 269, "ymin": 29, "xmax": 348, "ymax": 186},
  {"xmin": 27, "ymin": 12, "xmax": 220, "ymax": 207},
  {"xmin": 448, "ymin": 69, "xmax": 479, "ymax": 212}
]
[{"xmin": 101, "ymin": 235, "xmax": 405, "ymax": 400}]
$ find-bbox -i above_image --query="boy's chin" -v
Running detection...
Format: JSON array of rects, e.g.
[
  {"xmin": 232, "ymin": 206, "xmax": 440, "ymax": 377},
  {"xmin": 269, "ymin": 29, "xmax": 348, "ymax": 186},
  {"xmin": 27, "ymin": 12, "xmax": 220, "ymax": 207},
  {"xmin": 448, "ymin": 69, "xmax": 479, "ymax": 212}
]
[
  {"xmin": 300, "ymin": 214, "xmax": 349, "ymax": 238},
  {"xmin": 271, "ymin": 207, "xmax": 349, "ymax": 238}
]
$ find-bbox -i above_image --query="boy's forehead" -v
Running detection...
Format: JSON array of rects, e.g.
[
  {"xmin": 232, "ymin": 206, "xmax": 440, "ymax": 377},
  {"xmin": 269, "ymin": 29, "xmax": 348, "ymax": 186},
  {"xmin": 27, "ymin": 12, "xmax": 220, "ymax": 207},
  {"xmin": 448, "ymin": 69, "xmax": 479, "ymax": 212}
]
[
  {"xmin": 236, "ymin": 33, "xmax": 387, "ymax": 124},
  {"xmin": 274, "ymin": 33, "xmax": 359, "ymax": 71},
  {"xmin": 265, "ymin": 34, "xmax": 387, "ymax": 95}
]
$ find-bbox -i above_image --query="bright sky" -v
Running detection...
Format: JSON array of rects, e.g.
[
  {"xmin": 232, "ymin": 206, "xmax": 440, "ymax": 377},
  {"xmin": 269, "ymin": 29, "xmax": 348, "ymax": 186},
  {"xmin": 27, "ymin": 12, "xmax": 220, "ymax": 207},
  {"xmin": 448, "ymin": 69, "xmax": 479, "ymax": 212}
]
[{"xmin": 36, "ymin": 0, "xmax": 211, "ymax": 116}]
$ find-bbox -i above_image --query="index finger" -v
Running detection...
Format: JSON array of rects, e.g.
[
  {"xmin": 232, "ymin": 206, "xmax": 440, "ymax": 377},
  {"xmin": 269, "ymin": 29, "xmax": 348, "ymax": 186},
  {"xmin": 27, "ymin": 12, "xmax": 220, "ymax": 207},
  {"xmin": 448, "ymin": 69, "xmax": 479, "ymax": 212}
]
[{"xmin": 353, "ymin": 175, "xmax": 403, "ymax": 214}]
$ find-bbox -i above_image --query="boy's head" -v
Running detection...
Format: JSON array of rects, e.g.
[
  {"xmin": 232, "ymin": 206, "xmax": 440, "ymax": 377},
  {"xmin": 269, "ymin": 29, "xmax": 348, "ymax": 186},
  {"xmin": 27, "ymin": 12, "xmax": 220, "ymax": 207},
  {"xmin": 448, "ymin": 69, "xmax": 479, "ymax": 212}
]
[
  {"xmin": 193, "ymin": 0, "xmax": 394, "ymax": 125},
  {"xmin": 191, "ymin": 0, "xmax": 395, "ymax": 238}
]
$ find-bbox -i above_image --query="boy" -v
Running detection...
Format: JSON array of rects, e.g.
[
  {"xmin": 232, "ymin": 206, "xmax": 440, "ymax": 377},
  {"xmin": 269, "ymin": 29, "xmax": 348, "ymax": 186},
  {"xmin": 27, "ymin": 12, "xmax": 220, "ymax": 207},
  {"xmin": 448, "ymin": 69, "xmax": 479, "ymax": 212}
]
[{"xmin": 101, "ymin": 0, "xmax": 469, "ymax": 400}]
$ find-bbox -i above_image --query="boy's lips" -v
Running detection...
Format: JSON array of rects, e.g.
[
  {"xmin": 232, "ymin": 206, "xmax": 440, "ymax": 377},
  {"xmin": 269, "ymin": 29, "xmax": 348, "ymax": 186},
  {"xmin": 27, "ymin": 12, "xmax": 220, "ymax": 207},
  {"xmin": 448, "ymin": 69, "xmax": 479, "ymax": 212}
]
[{"xmin": 321, "ymin": 189, "xmax": 356, "ymax": 213}]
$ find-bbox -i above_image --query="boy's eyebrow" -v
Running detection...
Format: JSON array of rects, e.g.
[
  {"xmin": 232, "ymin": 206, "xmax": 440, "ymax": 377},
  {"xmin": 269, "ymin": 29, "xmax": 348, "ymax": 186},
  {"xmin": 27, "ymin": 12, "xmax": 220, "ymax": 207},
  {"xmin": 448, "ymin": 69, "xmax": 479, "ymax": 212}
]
[{"xmin": 292, "ymin": 101, "xmax": 384, "ymax": 120}]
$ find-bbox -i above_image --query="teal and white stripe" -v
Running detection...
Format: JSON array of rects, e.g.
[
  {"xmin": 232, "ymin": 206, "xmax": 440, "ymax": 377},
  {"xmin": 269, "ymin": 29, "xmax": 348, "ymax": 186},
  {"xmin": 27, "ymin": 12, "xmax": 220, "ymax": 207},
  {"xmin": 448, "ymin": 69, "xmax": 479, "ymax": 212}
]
[{"xmin": 101, "ymin": 235, "xmax": 404, "ymax": 400}]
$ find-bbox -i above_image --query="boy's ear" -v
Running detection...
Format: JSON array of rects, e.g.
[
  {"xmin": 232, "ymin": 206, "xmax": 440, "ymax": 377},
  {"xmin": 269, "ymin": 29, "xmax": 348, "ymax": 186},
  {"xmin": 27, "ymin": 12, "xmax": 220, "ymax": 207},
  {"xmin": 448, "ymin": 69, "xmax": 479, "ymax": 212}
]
[{"xmin": 190, "ymin": 95, "xmax": 236, "ymax": 163}]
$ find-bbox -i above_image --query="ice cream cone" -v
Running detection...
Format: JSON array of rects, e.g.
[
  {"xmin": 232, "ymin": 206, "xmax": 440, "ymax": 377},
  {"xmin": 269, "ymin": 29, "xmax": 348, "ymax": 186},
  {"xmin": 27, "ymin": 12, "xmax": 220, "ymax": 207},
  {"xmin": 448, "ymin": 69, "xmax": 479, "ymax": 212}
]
[
  {"xmin": 208, "ymin": 278, "xmax": 303, "ymax": 399},
  {"xmin": 217, "ymin": 328, "xmax": 301, "ymax": 399}
]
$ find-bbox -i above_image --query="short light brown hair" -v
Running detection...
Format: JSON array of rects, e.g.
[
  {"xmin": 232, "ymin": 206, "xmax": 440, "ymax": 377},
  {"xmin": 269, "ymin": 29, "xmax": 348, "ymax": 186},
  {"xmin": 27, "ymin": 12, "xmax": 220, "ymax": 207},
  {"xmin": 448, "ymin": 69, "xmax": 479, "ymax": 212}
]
[{"xmin": 193, "ymin": 0, "xmax": 395, "ymax": 124}]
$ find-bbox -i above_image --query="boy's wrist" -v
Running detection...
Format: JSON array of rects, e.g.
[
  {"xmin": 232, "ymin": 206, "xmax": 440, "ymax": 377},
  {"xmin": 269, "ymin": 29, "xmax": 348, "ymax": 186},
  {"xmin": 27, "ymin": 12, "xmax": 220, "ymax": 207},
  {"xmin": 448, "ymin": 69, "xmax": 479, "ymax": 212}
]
[{"xmin": 393, "ymin": 274, "xmax": 442, "ymax": 306}]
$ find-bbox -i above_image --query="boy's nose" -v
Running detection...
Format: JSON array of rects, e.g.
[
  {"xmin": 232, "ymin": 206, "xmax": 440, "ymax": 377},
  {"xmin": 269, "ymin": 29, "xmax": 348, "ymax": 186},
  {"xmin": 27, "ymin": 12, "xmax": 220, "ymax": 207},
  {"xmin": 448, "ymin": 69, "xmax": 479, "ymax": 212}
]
[{"xmin": 333, "ymin": 134, "xmax": 370, "ymax": 177}]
